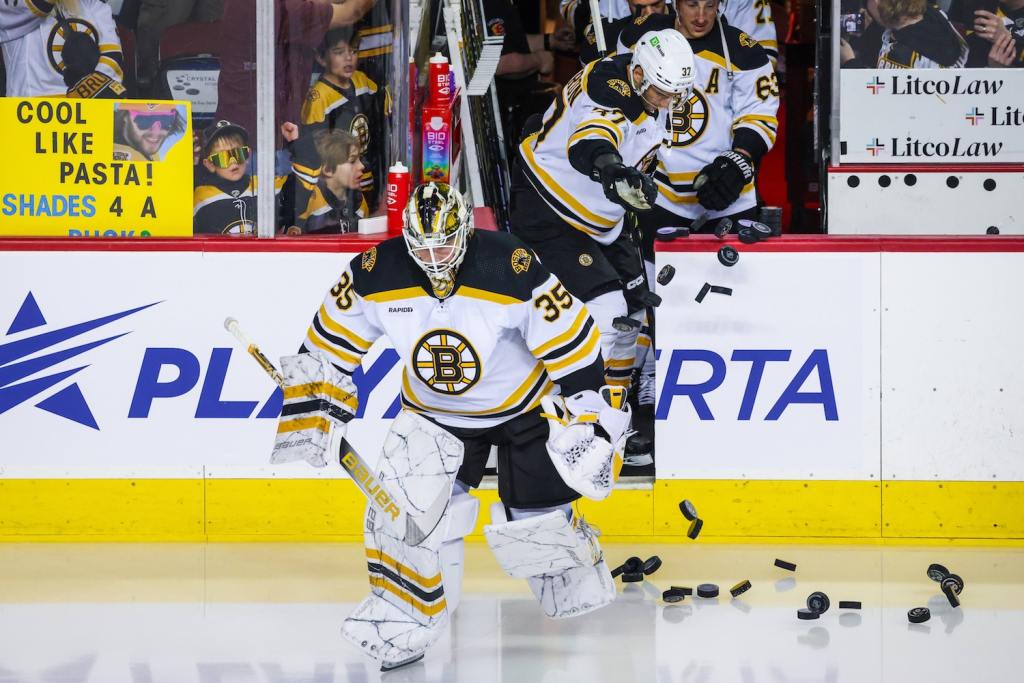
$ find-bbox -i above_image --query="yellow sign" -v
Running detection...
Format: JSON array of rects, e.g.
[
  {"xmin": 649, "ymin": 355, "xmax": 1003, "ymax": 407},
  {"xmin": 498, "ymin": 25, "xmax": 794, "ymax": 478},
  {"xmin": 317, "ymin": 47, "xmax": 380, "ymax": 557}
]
[{"xmin": 0, "ymin": 98, "xmax": 193, "ymax": 237}]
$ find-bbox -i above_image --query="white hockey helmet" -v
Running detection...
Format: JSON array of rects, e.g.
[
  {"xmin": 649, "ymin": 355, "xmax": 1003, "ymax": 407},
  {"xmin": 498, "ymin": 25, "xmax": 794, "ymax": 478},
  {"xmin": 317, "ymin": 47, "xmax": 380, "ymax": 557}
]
[
  {"xmin": 629, "ymin": 29, "xmax": 696, "ymax": 107},
  {"xmin": 402, "ymin": 182, "xmax": 473, "ymax": 296}
]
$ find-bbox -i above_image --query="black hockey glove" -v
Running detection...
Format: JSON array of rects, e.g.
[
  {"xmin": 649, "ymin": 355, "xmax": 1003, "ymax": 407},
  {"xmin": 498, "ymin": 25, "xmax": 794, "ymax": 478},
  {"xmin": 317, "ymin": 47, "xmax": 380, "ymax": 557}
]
[
  {"xmin": 59, "ymin": 24, "xmax": 101, "ymax": 87},
  {"xmin": 694, "ymin": 150, "xmax": 754, "ymax": 211},
  {"xmin": 593, "ymin": 152, "xmax": 657, "ymax": 212}
]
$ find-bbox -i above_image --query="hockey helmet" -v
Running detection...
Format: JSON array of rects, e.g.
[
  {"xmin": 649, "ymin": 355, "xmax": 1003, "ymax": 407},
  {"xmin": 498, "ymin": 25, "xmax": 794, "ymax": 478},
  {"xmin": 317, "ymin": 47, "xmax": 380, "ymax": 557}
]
[
  {"xmin": 402, "ymin": 182, "xmax": 473, "ymax": 296},
  {"xmin": 629, "ymin": 29, "xmax": 696, "ymax": 108}
]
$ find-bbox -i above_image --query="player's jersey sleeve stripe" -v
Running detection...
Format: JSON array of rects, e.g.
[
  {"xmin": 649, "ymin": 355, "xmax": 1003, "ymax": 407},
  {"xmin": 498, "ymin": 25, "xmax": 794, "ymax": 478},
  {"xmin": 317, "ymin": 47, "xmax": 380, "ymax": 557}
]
[
  {"xmin": 311, "ymin": 315, "xmax": 366, "ymax": 356},
  {"xmin": 696, "ymin": 50, "xmax": 742, "ymax": 72},
  {"xmin": 521, "ymin": 132, "xmax": 618, "ymax": 230},
  {"xmin": 540, "ymin": 317, "xmax": 596, "ymax": 365},
  {"xmin": 570, "ymin": 118, "xmax": 623, "ymax": 146},
  {"xmin": 530, "ymin": 307, "xmax": 589, "ymax": 357},
  {"xmin": 305, "ymin": 328, "xmax": 361, "ymax": 368},
  {"xmin": 317, "ymin": 304, "xmax": 373, "ymax": 350},
  {"xmin": 545, "ymin": 324, "xmax": 600, "ymax": 375}
]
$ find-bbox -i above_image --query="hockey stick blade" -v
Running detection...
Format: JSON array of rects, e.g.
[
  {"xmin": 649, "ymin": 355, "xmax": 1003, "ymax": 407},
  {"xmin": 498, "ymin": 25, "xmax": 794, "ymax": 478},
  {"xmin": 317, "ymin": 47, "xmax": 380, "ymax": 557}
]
[{"xmin": 223, "ymin": 317, "xmax": 439, "ymax": 545}]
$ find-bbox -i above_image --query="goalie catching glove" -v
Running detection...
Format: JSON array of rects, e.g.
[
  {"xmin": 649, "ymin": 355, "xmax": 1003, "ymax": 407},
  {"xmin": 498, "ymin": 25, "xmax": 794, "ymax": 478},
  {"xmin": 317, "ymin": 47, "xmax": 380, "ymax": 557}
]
[
  {"xmin": 592, "ymin": 152, "xmax": 657, "ymax": 212},
  {"xmin": 540, "ymin": 386, "xmax": 631, "ymax": 500},
  {"xmin": 272, "ymin": 351, "xmax": 358, "ymax": 467},
  {"xmin": 695, "ymin": 150, "xmax": 754, "ymax": 211}
]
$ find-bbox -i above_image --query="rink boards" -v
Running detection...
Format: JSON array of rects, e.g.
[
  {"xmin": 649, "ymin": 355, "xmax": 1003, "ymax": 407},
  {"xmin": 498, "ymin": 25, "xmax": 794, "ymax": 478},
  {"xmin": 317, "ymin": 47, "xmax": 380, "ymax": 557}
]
[{"xmin": 0, "ymin": 236, "xmax": 1022, "ymax": 541}]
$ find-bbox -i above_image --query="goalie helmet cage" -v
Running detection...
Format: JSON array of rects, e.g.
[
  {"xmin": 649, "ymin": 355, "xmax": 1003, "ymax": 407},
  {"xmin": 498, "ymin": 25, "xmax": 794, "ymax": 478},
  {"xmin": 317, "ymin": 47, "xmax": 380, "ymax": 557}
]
[{"xmin": 438, "ymin": 0, "xmax": 513, "ymax": 231}]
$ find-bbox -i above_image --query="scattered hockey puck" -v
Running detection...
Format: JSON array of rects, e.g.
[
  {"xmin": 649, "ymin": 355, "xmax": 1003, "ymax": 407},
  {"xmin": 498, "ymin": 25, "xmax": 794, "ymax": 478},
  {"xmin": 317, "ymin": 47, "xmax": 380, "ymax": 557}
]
[
  {"xmin": 696, "ymin": 583, "xmax": 719, "ymax": 598},
  {"xmin": 908, "ymin": 607, "xmax": 931, "ymax": 624},
  {"xmin": 679, "ymin": 499, "xmax": 698, "ymax": 521},
  {"xmin": 927, "ymin": 563, "xmax": 950, "ymax": 583},
  {"xmin": 655, "ymin": 227, "xmax": 681, "ymax": 242},
  {"xmin": 713, "ymin": 218, "xmax": 733, "ymax": 239},
  {"xmin": 687, "ymin": 518, "xmax": 704, "ymax": 540},
  {"xmin": 657, "ymin": 264, "xmax": 676, "ymax": 286},
  {"xmin": 717, "ymin": 245, "xmax": 739, "ymax": 267},
  {"xmin": 644, "ymin": 292, "xmax": 663, "ymax": 308},
  {"xmin": 691, "ymin": 211, "xmax": 710, "ymax": 233},
  {"xmin": 621, "ymin": 571, "xmax": 645, "ymax": 583},
  {"xmin": 807, "ymin": 591, "xmax": 831, "ymax": 615},
  {"xmin": 738, "ymin": 219, "xmax": 773, "ymax": 239},
  {"xmin": 797, "ymin": 608, "xmax": 819, "ymax": 620},
  {"xmin": 738, "ymin": 227, "xmax": 760, "ymax": 244},
  {"xmin": 730, "ymin": 580, "xmax": 752, "ymax": 598},
  {"xmin": 774, "ymin": 559, "xmax": 797, "ymax": 572},
  {"xmin": 987, "ymin": 226, "xmax": 1000, "ymax": 235},
  {"xmin": 611, "ymin": 556, "xmax": 643, "ymax": 578},
  {"xmin": 671, "ymin": 586, "xmax": 694, "ymax": 596},
  {"xmin": 943, "ymin": 574, "xmax": 964, "ymax": 595},
  {"xmin": 695, "ymin": 282, "xmax": 711, "ymax": 303},
  {"xmin": 942, "ymin": 585, "xmax": 961, "ymax": 609},
  {"xmin": 709, "ymin": 285, "xmax": 732, "ymax": 297},
  {"xmin": 662, "ymin": 588, "xmax": 687, "ymax": 603},
  {"xmin": 642, "ymin": 556, "xmax": 663, "ymax": 576},
  {"xmin": 612, "ymin": 316, "xmax": 641, "ymax": 332},
  {"xmin": 838, "ymin": 601, "xmax": 862, "ymax": 610}
]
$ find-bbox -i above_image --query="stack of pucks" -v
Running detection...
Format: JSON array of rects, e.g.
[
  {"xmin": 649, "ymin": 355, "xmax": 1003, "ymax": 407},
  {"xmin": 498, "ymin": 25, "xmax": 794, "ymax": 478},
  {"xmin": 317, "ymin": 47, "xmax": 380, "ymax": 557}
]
[
  {"xmin": 662, "ymin": 587, "xmax": 687, "ymax": 603},
  {"xmin": 798, "ymin": 591, "xmax": 830, "ymax": 620},
  {"xmin": 611, "ymin": 556, "xmax": 644, "ymax": 582},
  {"xmin": 927, "ymin": 563, "xmax": 965, "ymax": 608},
  {"xmin": 679, "ymin": 499, "xmax": 703, "ymax": 539}
]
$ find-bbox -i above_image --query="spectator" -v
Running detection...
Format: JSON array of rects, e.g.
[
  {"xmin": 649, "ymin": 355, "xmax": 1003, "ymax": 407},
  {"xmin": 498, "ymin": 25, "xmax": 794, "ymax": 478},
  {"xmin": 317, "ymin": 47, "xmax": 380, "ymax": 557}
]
[
  {"xmin": 193, "ymin": 119, "xmax": 264, "ymax": 235},
  {"xmin": 128, "ymin": 0, "xmax": 224, "ymax": 96},
  {"xmin": 961, "ymin": 1, "xmax": 1024, "ymax": 66},
  {"xmin": 720, "ymin": 0, "xmax": 779, "ymax": 65},
  {"xmin": 1, "ymin": 0, "xmax": 125, "ymax": 97},
  {"xmin": 293, "ymin": 27, "xmax": 387, "ymax": 213},
  {"xmin": 353, "ymin": 0, "xmax": 391, "ymax": 86},
  {"xmin": 113, "ymin": 103, "xmax": 186, "ymax": 161},
  {"xmin": 840, "ymin": 0, "xmax": 968, "ymax": 68},
  {"xmin": 288, "ymin": 129, "xmax": 366, "ymax": 234}
]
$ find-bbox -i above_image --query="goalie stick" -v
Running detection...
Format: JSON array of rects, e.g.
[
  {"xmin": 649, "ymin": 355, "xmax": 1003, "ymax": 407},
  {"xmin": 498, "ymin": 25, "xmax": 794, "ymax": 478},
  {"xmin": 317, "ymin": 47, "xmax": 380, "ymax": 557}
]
[{"xmin": 223, "ymin": 317, "xmax": 448, "ymax": 546}]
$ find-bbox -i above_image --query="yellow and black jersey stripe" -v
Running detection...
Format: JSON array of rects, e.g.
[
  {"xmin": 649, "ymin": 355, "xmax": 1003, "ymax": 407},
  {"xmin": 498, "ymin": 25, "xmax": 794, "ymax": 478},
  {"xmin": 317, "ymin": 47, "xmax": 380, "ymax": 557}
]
[{"xmin": 401, "ymin": 363, "xmax": 554, "ymax": 422}]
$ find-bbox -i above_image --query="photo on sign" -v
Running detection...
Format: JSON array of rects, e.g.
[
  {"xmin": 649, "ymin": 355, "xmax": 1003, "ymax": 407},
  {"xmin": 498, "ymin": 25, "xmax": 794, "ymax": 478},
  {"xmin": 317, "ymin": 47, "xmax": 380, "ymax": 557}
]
[{"xmin": 112, "ymin": 103, "xmax": 188, "ymax": 162}]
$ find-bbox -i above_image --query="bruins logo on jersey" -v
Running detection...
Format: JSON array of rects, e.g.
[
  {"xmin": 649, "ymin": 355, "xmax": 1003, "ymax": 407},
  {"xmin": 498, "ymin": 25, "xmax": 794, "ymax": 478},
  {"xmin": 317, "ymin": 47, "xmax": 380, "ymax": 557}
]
[
  {"xmin": 362, "ymin": 246, "xmax": 377, "ymax": 272},
  {"xmin": 47, "ymin": 18, "xmax": 100, "ymax": 75},
  {"xmin": 511, "ymin": 248, "xmax": 532, "ymax": 274},
  {"xmin": 579, "ymin": 253, "xmax": 593, "ymax": 266},
  {"xmin": 350, "ymin": 113, "xmax": 371, "ymax": 154},
  {"xmin": 607, "ymin": 79, "xmax": 631, "ymax": 97},
  {"xmin": 413, "ymin": 330, "xmax": 481, "ymax": 395},
  {"xmin": 667, "ymin": 90, "xmax": 710, "ymax": 148},
  {"xmin": 739, "ymin": 32, "xmax": 757, "ymax": 49}
]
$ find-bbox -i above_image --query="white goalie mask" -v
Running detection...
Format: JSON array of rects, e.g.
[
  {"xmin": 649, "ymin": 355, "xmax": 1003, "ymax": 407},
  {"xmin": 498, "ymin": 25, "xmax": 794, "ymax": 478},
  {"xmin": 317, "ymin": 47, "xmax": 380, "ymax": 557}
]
[
  {"xmin": 630, "ymin": 28, "xmax": 696, "ymax": 109},
  {"xmin": 402, "ymin": 182, "xmax": 473, "ymax": 297}
]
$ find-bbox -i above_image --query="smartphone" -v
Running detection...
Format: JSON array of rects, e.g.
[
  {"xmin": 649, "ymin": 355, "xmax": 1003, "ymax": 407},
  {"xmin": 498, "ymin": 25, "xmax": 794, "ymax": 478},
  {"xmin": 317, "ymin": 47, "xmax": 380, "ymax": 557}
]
[{"xmin": 841, "ymin": 12, "xmax": 865, "ymax": 36}]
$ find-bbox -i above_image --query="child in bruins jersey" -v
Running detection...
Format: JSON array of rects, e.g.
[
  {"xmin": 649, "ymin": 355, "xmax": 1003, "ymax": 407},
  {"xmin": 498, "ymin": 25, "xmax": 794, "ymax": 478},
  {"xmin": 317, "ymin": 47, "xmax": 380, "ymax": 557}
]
[
  {"xmin": 193, "ymin": 120, "xmax": 257, "ymax": 235},
  {"xmin": 292, "ymin": 27, "xmax": 386, "ymax": 214}
]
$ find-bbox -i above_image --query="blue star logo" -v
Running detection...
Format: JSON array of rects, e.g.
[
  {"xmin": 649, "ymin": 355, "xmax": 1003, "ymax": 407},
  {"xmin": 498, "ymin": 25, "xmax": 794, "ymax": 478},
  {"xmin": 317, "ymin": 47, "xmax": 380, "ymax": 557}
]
[{"xmin": 0, "ymin": 292, "xmax": 159, "ymax": 430}]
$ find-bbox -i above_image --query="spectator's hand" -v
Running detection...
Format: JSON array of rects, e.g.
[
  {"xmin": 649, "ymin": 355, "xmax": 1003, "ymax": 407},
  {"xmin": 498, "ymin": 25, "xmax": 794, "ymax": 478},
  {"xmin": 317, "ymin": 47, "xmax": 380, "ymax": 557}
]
[
  {"xmin": 839, "ymin": 37, "xmax": 855, "ymax": 65},
  {"xmin": 988, "ymin": 30, "xmax": 1017, "ymax": 67},
  {"xmin": 974, "ymin": 10, "xmax": 1010, "ymax": 44},
  {"xmin": 537, "ymin": 51, "xmax": 555, "ymax": 76},
  {"xmin": 285, "ymin": 225, "xmax": 303, "ymax": 236},
  {"xmin": 280, "ymin": 121, "xmax": 299, "ymax": 142},
  {"xmin": 193, "ymin": 133, "xmax": 202, "ymax": 166},
  {"xmin": 551, "ymin": 26, "xmax": 576, "ymax": 52}
]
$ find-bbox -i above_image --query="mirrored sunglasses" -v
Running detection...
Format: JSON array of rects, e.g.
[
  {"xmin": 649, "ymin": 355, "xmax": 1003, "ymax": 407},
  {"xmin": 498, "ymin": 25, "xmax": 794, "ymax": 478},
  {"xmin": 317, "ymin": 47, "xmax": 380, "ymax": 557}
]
[{"xmin": 206, "ymin": 146, "xmax": 251, "ymax": 169}]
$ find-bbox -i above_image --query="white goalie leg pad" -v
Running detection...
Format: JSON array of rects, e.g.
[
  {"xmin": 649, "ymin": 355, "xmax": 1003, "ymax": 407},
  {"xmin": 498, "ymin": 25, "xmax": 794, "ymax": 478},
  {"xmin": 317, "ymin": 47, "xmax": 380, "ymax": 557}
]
[
  {"xmin": 438, "ymin": 481, "xmax": 479, "ymax": 614},
  {"xmin": 273, "ymin": 351, "xmax": 358, "ymax": 467},
  {"xmin": 484, "ymin": 503, "xmax": 615, "ymax": 619},
  {"xmin": 341, "ymin": 411, "xmax": 465, "ymax": 668}
]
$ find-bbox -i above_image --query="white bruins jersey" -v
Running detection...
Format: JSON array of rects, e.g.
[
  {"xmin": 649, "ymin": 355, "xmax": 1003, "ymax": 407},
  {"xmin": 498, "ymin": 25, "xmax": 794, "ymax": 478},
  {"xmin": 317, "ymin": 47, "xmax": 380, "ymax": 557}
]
[
  {"xmin": 304, "ymin": 232, "xmax": 602, "ymax": 430},
  {"xmin": 720, "ymin": 0, "xmax": 778, "ymax": 64},
  {"xmin": 519, "ymin": 54, "xmax": 668, "ymax": 245},
  {"xmin": 619, "ymin": 16, "xmax": 778, "ymax": 221},
  {"xmin": 0, "ymin": 0, "xmax": 123, "ymax": 97}
]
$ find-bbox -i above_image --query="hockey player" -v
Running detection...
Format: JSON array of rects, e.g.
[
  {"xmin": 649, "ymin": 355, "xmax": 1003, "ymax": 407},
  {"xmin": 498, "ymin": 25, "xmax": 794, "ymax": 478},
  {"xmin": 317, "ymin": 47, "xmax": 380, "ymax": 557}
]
[
  {"xmin": 0, "ymin": 0, "xmax": 125, "ymax": 97},
  {"xmin": 576, "ymin": 0, "xmax": 673, "ymax": 65},
  {"xmin": 273, "ymin": 182, "xmax": 631, "ymax": 671},
  {"xmin": 618, "ymin": 1, "xmax": 779, "ymax": 231},
  {"xmin": 719, "ymin": 0, "xmax": 778, "ymax": 65},
  {"xmin": 512, "ymin": 28, "xmax": 695, "ymax": 394}
]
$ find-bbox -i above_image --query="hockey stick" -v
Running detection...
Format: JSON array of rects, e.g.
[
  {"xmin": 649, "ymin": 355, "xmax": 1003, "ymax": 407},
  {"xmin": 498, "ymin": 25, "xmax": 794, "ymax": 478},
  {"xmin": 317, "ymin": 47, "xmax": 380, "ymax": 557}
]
[
  {"xmin": 589, "ymin": 0, "xmax": 607, "ymax": 56},
  {"xmin": 223, "ymin": 317, "xmax": 446, "ymax": 546}
]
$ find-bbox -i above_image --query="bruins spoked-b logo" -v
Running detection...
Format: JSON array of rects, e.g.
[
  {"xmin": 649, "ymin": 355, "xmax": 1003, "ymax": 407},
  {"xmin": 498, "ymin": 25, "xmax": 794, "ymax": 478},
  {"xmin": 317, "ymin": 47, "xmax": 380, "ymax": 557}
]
[
  {"xmin": 413, "ymin": 329, "xmax": 480, "ymax": 395},
  {"xmin": 668, "ymin": 90, "xmax": 709, "ymax": 148}
]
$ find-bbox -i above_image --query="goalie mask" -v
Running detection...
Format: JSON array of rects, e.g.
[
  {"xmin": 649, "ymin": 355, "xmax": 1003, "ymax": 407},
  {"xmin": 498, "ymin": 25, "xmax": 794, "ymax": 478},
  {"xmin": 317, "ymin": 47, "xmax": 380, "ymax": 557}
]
[{"xmin": 403, "ymin": 182, "xmax": 473, "ymax": 298}]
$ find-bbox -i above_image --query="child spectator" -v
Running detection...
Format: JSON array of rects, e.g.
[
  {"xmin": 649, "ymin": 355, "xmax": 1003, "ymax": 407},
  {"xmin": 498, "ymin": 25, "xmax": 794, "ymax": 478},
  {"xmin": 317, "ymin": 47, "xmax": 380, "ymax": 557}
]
[
  {"xmin": 293, "ymin": 26, "xmax": 388, "ymax": 213},
  {"xmin": 288, "ymin": 129, "xmax": 366, "ymax": 235},
  {"xmin": 193, "ymin": 119, "xmax": 282, "ymax": 235}
]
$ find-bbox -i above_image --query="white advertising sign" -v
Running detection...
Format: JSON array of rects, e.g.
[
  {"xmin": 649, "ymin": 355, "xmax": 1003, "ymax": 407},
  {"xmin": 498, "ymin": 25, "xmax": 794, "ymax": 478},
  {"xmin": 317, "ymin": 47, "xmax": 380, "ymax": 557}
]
[
  {"xmin": 840, "ymin": 69, "xmax": 1024, "ymax": 163},
  {"xmin": 654, "ymin": 251, "xmax": 881, "ymax": 480}
]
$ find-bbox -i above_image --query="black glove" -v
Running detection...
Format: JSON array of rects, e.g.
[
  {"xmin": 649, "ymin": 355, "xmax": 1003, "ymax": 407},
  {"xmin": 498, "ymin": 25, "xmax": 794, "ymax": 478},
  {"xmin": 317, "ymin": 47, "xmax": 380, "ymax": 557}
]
[
  {"xmin": 694, "ymin": 150, "xmax": 754, "ymax": 211},
  {"xmin": 593, "ymin": 152, "xmax": 657, "ymax": 212},
  {"xmin": 59, "ymin": 24, "xmax": 101, "ymax": 87}
]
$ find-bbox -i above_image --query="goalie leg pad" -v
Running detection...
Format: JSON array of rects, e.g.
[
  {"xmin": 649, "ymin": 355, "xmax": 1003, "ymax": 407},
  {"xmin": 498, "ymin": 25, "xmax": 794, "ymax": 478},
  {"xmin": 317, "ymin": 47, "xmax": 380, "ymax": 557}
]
[
  {"xmin": 484, "ymin": 503, "xmax": 615, "ymax": 618},
  {"xmin": 438, "ymin": 482, "xmax": 480, "ymax": 614},
  {"xmin": 377, "ymin": 411, "xmax": 465, "ymax": 518},
  {"xmin": 273, "ymin": 351, "xmax": 357, "ymax": 467}
]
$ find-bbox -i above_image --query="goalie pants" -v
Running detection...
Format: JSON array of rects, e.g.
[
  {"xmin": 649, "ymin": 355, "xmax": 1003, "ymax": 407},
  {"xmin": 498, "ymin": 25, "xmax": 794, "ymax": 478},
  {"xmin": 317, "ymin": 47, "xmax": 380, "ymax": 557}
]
[{"xmin": 436, "ymin": 408, "xmax": 580, "ymax": 510}]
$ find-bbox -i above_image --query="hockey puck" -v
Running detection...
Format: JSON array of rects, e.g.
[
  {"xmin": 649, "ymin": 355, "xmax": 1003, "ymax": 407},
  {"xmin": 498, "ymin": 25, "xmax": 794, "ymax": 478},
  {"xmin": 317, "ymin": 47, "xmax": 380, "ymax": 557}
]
[
  {"xmin": 679, "ymin": 499, "xmax": 698, "ymax": 521},
  {"xmin": 713, "ymin": 218, "xmax": 732, "ymax": 239},
  {"xmin": 987, "ymin": 226, "xmax": 1000, "ymax": 235},
  {"xmin": 738, "ymin": 227, "xmax": 760, "ymax": 244},
  {"xmin": 942, "ymin": 584, "xmax": 960, "ymax": 608},
  {"xmin": 670, "ymin": 586, "xmax": 694, "ymax": 596},
  {"xmin": 774, "ymin": 559, "xmax": 797, "ymax": 572},
  {"xmin": 655, "ymin": 227, "xmax": 681, "ymax": 242},
  {"xmin": 730, "ymin": 580, "xmax": 752, "ymax": 598},
  {"xmin": 738, "ymin": 219, "xmax": 773, "ymax": 239},
  {"xmin": 642, "ymin": 556, "xmax": 663, "ymax": 576},
  {"xmin": 695, "ymin": 282, "xmax": 711, "ymax": 303},
  {"xmin": 797, "ymin": 608, "xmax": 819, "ymax": 620},
  {"xmin": 644, "ymin": 292, "xmax": 663, "ymax": 308},
  {"xmin": 621, "ymin": 571, "xmax": 644, "ymax": 583},
  {"xmin": 717, "ymin": 245, "xmax": 739, "ymax": 267},
  {"xmin": 611, "ymin": 556, "xmax": 642, "ymax": 578},
  {"xmin": 943, "ymin": 573, "xmax": 964, "ymax": 595},
  {"xmin": 807, "ymin": 591, "xmax": 831, "ymax": 615},
  {"xmin": 687, "ymin": 518, "xmax": 704, "ymax": 540},
  {"xmin": 662, "ymin": 588, "xmax": 687, "ymax": 603},
  {"xmin": 927, "ymin": 563, "xmax": 950, "ymax": 583},
  {"xmin": 838, "ymin": 601, "xmax": 862, "ymax": 610},
  {"xmin": 612, "ymin": 316, "xmax": 641, "ymax": 332},
  {"xmin": 691, "ymin": 212, "xmax": 710, "ymax": 233},
  {"xmin": 657, "ymin": 264, "xmax": 676, "ymax": 286},
  {"xmin": 908, "ymin": 607, "xmax": 931, "ymax": 624},
  {"xmin": 696, "ymin": 583, "xmax": 719, "ymax": 598}
]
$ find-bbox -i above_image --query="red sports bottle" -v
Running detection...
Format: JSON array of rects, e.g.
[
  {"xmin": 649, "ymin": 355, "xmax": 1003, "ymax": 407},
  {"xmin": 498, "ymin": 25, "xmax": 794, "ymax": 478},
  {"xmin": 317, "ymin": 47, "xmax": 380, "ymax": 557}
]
[
  {"xmin": 387, "ymin": 162, "xmax": 411, "ymax": 235},
  {"xmin": 429, "ymin": 52, "xmax": 451, "ymax": 105}
]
